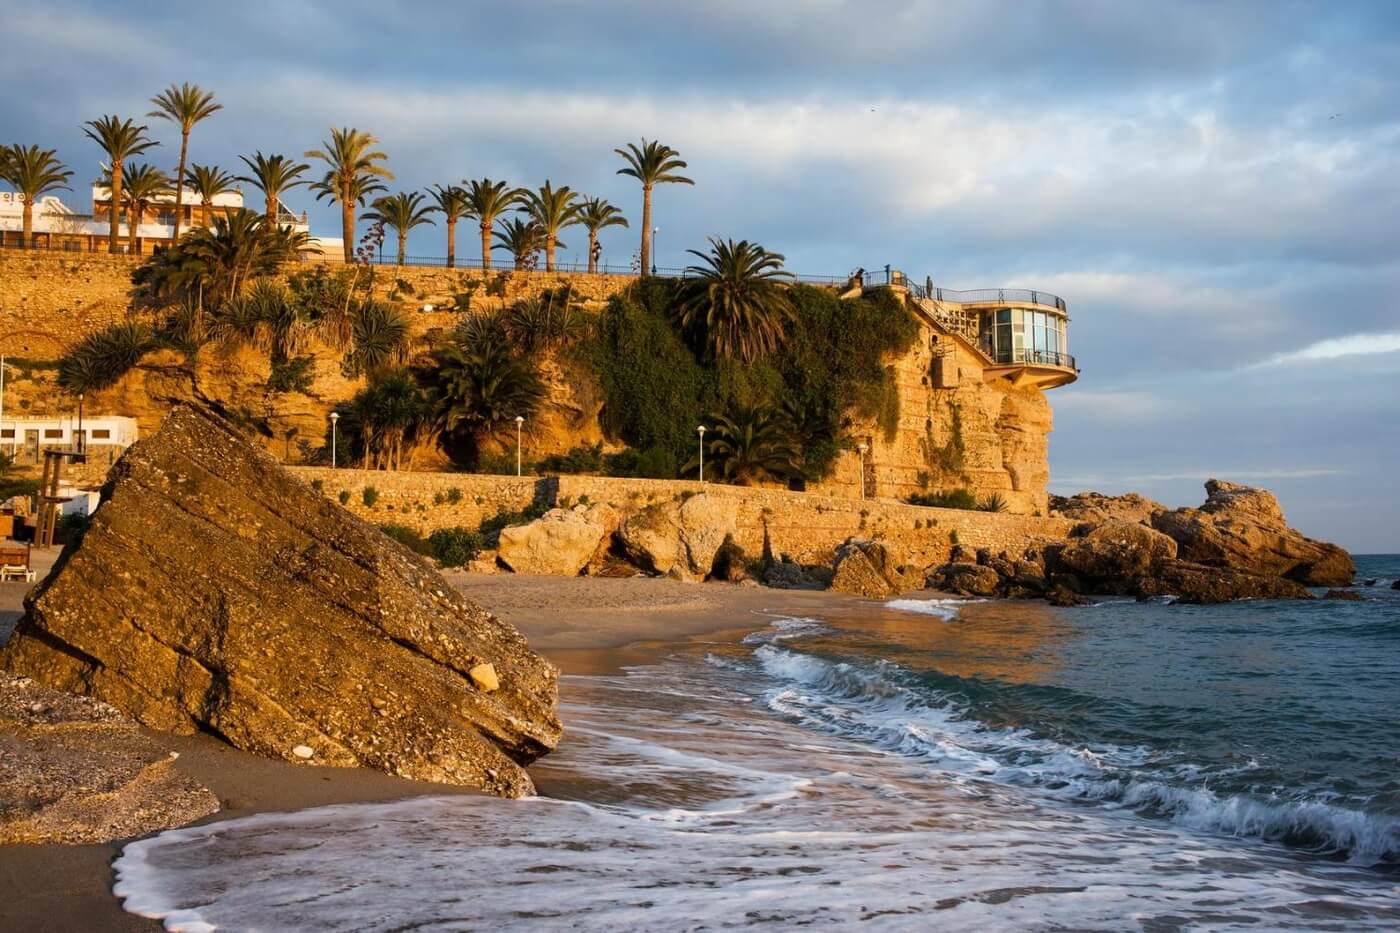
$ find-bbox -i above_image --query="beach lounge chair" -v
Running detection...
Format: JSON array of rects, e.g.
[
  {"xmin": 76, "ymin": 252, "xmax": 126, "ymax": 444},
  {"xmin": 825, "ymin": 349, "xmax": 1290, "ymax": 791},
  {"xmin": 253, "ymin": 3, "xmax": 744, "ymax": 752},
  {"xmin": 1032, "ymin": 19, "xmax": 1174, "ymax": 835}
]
[{"xmin": 0, "ymin": 545, "xmax": 35, "ymax": 583}]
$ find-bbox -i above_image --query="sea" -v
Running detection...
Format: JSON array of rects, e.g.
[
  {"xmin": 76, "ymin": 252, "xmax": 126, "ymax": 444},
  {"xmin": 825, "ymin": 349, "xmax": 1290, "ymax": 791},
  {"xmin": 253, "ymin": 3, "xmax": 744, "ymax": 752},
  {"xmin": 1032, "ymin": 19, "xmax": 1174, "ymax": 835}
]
[{"xmin": 115, "ymin": 555, "xmax": 1400, "ymax": 931}]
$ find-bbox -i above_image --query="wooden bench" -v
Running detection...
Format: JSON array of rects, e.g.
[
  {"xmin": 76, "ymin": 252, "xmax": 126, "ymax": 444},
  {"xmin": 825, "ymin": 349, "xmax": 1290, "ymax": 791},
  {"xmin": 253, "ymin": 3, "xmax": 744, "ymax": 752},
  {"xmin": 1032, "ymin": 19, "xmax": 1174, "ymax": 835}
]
[{"xmin": 0, "ymin": 545, "xmax": 34, "ymax": 583}]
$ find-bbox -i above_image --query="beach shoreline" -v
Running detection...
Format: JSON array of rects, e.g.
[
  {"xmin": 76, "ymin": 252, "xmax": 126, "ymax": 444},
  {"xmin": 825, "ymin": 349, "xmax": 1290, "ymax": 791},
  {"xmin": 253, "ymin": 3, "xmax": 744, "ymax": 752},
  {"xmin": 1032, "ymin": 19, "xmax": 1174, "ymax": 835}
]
[{"xmin": 0, "ymin": 573, "xmax": 875, "ymax": 932}]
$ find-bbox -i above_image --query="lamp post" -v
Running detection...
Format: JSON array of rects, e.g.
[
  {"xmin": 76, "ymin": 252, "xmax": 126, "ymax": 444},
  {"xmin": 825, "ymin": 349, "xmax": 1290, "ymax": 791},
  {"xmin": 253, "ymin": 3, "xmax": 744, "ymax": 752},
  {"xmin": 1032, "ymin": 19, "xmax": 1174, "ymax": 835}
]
[
  {"xmin": 1, "ymin": 354, "xmax": 10, "ymax": 457},
  {"xmin": 77, "ymin": 393, "xmax": 84, "ymax": 454},
  {"xmin": 329, "ymin": 412, "xmax": 339, "ymax": 469},
  {"xmin": 514, "ymin": 416, "xmax": 524, "ymax": 477},
  {"xmin": 856, "ymin": 442, "xmax": 868, "ymax": 501},
  {"xmin": 651, "ymin": 227, "xmax": 660, "ymax": 276},
  {"xmin": 697, "ymin": 425, "xmax": 706, "ymax": 483}
]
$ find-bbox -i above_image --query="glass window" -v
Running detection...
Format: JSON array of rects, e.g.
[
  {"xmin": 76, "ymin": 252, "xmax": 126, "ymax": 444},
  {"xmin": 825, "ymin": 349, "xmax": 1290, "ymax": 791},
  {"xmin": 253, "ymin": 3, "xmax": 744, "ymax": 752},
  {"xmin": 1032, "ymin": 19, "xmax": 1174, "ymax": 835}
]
[
  {"xmin": 0, "ymin": 429, "xmax": 12, "ymax": 439},
  {"xmin": 93, "ymin": 428, "xmax": 111, "ymax": 440},
  {"xmin": 43, "ymin": 429, "xmax": 63, "ymax": 439}
]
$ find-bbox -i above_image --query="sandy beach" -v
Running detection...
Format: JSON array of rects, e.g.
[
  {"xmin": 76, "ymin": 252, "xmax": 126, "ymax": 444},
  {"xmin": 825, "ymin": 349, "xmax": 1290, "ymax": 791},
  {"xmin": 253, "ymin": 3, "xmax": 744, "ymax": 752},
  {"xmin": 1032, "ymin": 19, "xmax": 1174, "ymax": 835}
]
[{"xmin": 0, "ymin": 570, "xmax": 865, "ymax": 932}]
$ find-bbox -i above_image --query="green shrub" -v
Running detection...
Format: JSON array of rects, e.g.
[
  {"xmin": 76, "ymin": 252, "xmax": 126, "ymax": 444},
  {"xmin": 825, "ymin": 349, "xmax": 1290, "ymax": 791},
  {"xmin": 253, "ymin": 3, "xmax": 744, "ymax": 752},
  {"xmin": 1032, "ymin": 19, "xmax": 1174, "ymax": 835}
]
[
  {"xmin": 427, "ymin": 527, "xmax": 483, "ymax": 567},
  {"xmin": 445, "ymin": 487, "xmax": 463, "ymax": 505},
  {"xmin": 362, "ymin": 486, "xmax": 379, "ymax": 508},
  {"xmin": 979, "ymin": 492, "xmax": 1009, "ymax": 513},
  {"xmin": 379, "ymin": 523, "xmax": 433, "ymax": 556},
  {"xmin": 267, "ymin": 355, "xmax": 316, "ymax": 394},
  {"xmin": 534, "ymin": 442, "xmax": 605, "ymax": 475},
  {"xmin": 477, "ymin": 501, "xmax": 549, "ymax": 539},
  {"xmin": 907, "ymin": 488, "xmax": 978, "ymax": 510},
  {"xmin": 310, "ymin": 479, "xmax": 324, "ymax": 492},
  {"xmin": 338, "ymin": 490, "xmax": 351, "ymax": 505}
]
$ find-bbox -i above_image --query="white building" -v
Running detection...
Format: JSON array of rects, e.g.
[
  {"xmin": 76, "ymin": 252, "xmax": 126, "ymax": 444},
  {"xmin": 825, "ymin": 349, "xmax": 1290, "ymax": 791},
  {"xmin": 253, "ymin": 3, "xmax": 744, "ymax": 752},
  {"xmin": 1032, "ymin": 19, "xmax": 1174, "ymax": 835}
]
[{"xmin": 0, "ymin": 415, "xmax": 139, "ymax": 458}]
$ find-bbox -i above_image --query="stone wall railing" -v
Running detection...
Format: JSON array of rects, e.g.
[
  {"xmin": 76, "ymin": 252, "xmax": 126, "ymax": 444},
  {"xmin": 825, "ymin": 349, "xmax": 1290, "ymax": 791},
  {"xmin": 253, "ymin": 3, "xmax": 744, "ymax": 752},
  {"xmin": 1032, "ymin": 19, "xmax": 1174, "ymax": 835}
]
[{"xmin": 290, "ymin": 468, "xmax": 1074, "ymax": 569}]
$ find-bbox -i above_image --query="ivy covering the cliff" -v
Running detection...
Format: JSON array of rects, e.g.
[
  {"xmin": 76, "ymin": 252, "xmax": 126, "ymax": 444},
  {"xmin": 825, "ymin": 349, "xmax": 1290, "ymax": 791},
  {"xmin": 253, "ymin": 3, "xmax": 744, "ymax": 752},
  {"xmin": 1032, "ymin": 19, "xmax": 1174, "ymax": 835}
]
[{"xmin": 578, "ymin": 281, "xmax": 919, "ymax": 481}]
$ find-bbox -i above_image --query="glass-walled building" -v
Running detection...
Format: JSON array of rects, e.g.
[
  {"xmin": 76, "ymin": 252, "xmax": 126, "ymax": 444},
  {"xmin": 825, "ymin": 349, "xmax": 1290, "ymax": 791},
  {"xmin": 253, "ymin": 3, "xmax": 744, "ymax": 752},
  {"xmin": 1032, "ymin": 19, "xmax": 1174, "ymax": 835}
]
[{"xmin": 980, "ymin": 307, "xmax": 1070, "ymax": 369}]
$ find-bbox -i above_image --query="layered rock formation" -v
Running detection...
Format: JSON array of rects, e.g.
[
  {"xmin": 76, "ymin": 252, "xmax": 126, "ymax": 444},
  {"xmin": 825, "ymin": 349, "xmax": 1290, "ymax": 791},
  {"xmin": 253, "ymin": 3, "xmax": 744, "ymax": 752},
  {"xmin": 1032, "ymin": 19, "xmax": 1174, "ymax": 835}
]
[{"xmin": 1, "ymin": 406, "xmax": 561, "ymax": 797}]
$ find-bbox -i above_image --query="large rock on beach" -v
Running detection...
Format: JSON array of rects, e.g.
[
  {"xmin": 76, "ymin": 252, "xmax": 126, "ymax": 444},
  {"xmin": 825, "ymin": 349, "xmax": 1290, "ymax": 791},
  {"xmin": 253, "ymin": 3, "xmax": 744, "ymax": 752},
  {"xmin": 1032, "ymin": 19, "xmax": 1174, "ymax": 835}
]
[
  {"xmin": 829, "ymin": 538, "xmax": 921, "ymax": 598},
  {"xmin": 1053, "ymin": 521, "xmax": 1179, "ymax": 582},
  {"xmin": 0, "ymin": 406, "xmax": 561, "ymax": 798},
  {"xmin": 496, "ymin": 506, "xmax": 607, "ymax": 576},
  {"xmin": 617, "ymin": 493, "xmax": 738, "ymax": 581},
  {"xmin": 1151, "ymin": 480, "xmax": 1353, "ymax": 586}
]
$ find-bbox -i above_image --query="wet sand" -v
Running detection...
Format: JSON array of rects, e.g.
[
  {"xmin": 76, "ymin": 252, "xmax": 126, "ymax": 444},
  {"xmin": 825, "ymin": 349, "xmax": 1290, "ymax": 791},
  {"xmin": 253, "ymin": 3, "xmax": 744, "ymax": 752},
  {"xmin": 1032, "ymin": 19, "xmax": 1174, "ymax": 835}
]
[{"xmin": 0, "ymin": 570, "xmax": 872, "ymax": 932}]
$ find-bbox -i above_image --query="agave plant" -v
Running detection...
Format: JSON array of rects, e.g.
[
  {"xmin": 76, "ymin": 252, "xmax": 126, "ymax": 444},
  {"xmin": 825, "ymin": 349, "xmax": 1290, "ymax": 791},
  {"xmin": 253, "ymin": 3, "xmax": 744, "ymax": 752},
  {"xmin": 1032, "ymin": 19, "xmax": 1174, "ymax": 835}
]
[
  {"xmin": 343, "ymin": 302, "xmax": 411, "ymax": 378},
  {"xmin": 208, "ymin": 279, "xmax": 308, "ymax": 363},
  {"xmin": 615, "ymin": 139, "xmax": 693, "ymax": 274},
  {"xmin": 676, "ymin": 237, "xmax": 795, "ymax": 363},
  {"xmin": 503, "ymin": 288, "xmax": 588, "ymax": 354}
]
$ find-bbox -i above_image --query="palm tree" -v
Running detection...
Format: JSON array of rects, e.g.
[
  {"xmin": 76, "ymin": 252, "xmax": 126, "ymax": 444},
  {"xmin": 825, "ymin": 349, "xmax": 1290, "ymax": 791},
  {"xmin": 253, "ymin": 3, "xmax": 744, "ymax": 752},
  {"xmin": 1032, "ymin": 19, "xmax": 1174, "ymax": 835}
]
[
  {"xmin": 428, "ymin": 184, "xmax": 472, "ymax": 268},
  {"xmin": 305, "ymin": 128, "xmax": 393, "ymax": 263},
  {"xmin": 148, "ymin": 83, "xmax": 221, "ymax": 240},
  {"xmin": 0, "ymin": 145, "xmax": 73, "ymax": 246},
  {"xmin": 364, "ymin": 191, "xmax": 436, "ymax": 265},
  {"xmin": 493, "ymin": 217, "xmax": 545, "ymax": 270},
  {"xmin": 134, "ymin": 209, "xmax": 309, "ymax": 311},
  {"xmin": 237, "ymin": 152, "xmax": 310, "ymax": 224},
  {"xmin": 521, "ymin": 181, "xmax": 582, "ymax": 272},
  {"xmin": 109, "ymin": 163, "xmax": 172, "ymax": 254},
  {"xmin": 690, "ymin": 406, "xmax": 799, "ymax": 486},
  {"xmin": 184, "ymin": 164, "xmax": 237, "ymax": 229},
  {"xmin": 463, "ymin": 178, "xmax": 525, "ymax": 270},
  {"xmin": 82, "ymin": 115, "xmax": 159, "ymax": 252},
  {"xmin": 577, "ymin": 197, "xmax": 628, "ymax": 274},
  {"xmin": 614, "ymin": 138, "xmax": 693, "ymax": 275},
  {"xmin": 676, "ymin": 237, "xmax": 795, "ymax": 363},
  {"xmin": 427, "ymin": 327, "xmax": 545, "ymax": 452}
]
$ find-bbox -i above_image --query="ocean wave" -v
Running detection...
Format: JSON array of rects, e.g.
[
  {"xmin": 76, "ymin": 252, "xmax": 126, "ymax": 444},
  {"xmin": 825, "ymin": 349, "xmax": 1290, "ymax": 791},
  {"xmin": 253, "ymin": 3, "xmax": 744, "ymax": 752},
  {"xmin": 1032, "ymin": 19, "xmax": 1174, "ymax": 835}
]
[
  {"xmin": 741, "ymin": 616, "xmax": 829, "ymax": 645},
  {"xmin": 884, "ymin": 597, "xmax": 981, "ymax": 620},
  {"xmin": 750, "ymin": 644, "xmax": 1400, "ymax": 866}
]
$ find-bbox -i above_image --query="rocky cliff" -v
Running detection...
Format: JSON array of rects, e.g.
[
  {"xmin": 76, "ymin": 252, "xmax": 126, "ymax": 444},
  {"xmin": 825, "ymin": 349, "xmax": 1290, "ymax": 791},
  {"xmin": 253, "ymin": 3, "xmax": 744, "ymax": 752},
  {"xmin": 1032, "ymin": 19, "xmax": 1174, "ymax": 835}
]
[{"xmin": 1, "ymin": 405, "xmax": 561, "ymax": 797}]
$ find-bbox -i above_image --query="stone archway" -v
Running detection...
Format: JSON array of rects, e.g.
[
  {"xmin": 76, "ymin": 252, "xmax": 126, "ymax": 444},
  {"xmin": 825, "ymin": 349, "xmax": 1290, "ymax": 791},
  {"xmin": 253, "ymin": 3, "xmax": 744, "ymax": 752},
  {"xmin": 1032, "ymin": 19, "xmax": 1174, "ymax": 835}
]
[{"xmin": 0, "ymin": 330, "xmax": 66, "ymax": 360}]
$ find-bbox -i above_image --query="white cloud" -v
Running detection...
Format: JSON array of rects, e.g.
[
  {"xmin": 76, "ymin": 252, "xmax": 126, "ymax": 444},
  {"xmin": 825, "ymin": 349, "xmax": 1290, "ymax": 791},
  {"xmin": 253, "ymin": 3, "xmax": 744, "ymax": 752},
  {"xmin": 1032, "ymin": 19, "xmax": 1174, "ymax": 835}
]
[{"xmin": 1256, "ymin": 332, "xmax": 1400, "ymax": 367}]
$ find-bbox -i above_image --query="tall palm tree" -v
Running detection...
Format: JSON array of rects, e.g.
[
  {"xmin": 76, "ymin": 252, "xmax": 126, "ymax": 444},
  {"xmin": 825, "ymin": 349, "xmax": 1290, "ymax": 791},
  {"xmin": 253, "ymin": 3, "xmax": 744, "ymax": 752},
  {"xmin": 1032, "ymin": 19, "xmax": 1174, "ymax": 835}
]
[
  {"xmin": 577, "ymin": 197, "xmax": 628, "ymax": 274},
  {"xmin": 463, "ymin": 178, "xmax": 525, "ymax": 270},
  {"xmin": 108, "ymin": 163, "xmax": 172, "ymax": 254},
  {"xmin": 184, "ymin": 164, "xmax": 238, "ymax": 229},
  {"xmin": 690, "ymin": 405, "xmax": 800, "ymax": 486},
  {"xmin": 82, "ymin": 115, "xmax": 159, "ymax": 252},
  {"xmin": 614, "ymin": 138, "xmax": 693, "ymax": 275},
  {"xmin": 427, "ymin": 327, "xmax": 545, "ymax": 449},
  {"xmin": 521, "ymin": 181, "xmax": 582, "ymax": 272},
  {"xmin": 148, "ymin": 83, "xmax": 222, "ymax": 241},
  {"xmin": 0, "ymin": 145, "xmax": 73, "ymax": 246},
  {"xmin": 493, "ymin": 217, "xmax": 546, "ymax": 270},
  {"xmin": 676, "ymin": 237, "xmax": 795, "ymax": 363},
  {"xmin": 364, "ymin": 191, "xmax": 436, "ymax": 265},
  {"xmin": 428, "ymin": 183, "xmax": 472, "ymax": 268},
  {"xmin": 305, "ymin": 127, "xmax": 393, "ymax": 263},
  {"xmin": 237, "ymin": 151, "xmax": 310, "ymax": 224}
]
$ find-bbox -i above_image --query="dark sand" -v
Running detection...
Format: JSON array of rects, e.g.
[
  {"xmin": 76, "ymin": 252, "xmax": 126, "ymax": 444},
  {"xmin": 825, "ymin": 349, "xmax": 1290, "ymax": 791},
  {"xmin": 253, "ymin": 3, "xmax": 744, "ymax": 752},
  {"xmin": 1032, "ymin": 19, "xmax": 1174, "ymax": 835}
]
[{"xmin": 0, "ymin": 565, "xmax": 868, "ymax": 932}]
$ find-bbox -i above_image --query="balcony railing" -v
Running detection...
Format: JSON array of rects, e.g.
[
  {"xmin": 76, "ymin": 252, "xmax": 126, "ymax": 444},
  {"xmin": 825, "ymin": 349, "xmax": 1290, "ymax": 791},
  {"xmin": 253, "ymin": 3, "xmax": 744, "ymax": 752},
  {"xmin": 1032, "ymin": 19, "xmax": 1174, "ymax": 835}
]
[
  {"xmin": 860, "ymin": 268, "xmax": 1066, "ymax": 312},
  {"xmin": 987, "ymin": 348, "xmax": 1077, "ymax": 371}
]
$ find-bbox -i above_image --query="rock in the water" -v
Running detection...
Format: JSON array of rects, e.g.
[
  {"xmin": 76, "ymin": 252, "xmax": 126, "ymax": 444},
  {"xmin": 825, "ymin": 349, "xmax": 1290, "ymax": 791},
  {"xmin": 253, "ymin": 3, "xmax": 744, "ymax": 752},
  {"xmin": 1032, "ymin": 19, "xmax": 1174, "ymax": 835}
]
[
  {"xmin": 1050, "ymin": 492, "xmax": 1166, "ymax": 526},
  {"xmin": 1, "ymin": 406, "xmax": 561, "ymax": 798},
  {"xmin": 928, "ymin": 562, "xmax": 1001, "ymax": 597},
  {"xmin": 1045, "ymin": 584, "xmax": 1088, "ymax": 607},
  {"xmin": 1151, "ymin": 479, "xmax": 1353, "ymax": 586},
  {"xmin": 496, "ymin": 507, "xmax": 607, "ymax": 576},
  {"xmin": 1053, "ymin": 521, "xmax": 1179, "ymax": 582},
  {"xmin": 1323, "ymin": 589, "xmax": 1363, "ymax": 601},
  {"xmin": 1393, "ymin": 580, "xmax": 1400, "ymax": 591},
  {"xmin": 1132, "ymin": 560, "xmax": 1311, "ymax": 605},
  {"xmin": 0, "ymin": 673, "xmax": 219, "ymax": 844}
]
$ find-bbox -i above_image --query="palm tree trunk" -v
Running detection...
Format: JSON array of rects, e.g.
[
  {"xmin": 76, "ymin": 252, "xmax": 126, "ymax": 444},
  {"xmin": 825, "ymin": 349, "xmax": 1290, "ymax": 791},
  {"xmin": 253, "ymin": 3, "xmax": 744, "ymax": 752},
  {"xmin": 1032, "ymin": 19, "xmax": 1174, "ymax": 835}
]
[
  {"xmin": 265, "ymin": 192, "xmax": 277, "ymax": 224},
  {"xmin": 446, "ymin": 218, "xmax": 456, "ymax": 268},
  {"xmin": 202, "ymin": 201, "xmax": 212, "ymax": 229},
  {"xmin": 341, "ymin": 180, "xmax": 355, "ymax": 263},
  {"xmin": 174, "ymin": 129, "xmax": 189, "ymax": 241},
  {"xmin": 127, "ymin": 201, "xmax": 139, "ymax": 254},
  {"xmin": 481, "ymin": 221, "xmax": 491, "ymax": 270},
  {"xmin": 588, "ymin": 230, "xmax": 598, "ymax": 274},
  {"xmin": 108, "ymin": 161, "xmax": 123, "ymax": 253},
  {"xmin": 545, "ymin": 234, "xmax": 556, "ymax": 272},
  {"xmin": 640, "ymin": 184, "xmax": 652, "ymax": 275},
  {"xmin": 397, "ymin": 231, "xmax": 407, "ymax": 265},
  {"xmin": 21, "ymin": 199, "xmax": 33, "ymax": 248}
]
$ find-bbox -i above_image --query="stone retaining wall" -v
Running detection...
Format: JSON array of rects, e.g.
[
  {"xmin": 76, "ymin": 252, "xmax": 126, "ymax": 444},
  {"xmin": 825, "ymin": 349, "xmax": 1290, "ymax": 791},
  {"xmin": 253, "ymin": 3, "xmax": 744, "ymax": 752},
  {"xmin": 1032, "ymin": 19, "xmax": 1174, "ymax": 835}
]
[{"xmin": 291, "ymin": 467, "xmax": 1075, "ymax": 569}]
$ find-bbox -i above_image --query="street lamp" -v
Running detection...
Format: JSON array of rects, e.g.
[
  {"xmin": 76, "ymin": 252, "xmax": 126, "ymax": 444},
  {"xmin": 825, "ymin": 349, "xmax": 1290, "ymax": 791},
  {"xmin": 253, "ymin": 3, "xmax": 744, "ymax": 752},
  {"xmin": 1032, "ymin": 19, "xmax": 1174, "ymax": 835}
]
[
  {"xmin": 697, "ymin": 425, "xmax": 706, "ymax": 483},
  {"xmin": 77, "ymin": 393, "xmax": 84, "ymax": 454},
  {"xmin": 856, "ymin": 442, "xmax": 868, "ymax": 501},
  {"xmin": 329, "ymin": 412, "xmax": 339, "ymax": 469},
  {"xmin": 514, "ymin": 416, "xmax": 525, "ymax": 476},
  {"xmin": 651, "ymin": 226, "xmax": 660, "ymax": 275},
  {"xmin": 0, "ymin": 354, "xmax": 12, "ymax": 458}
]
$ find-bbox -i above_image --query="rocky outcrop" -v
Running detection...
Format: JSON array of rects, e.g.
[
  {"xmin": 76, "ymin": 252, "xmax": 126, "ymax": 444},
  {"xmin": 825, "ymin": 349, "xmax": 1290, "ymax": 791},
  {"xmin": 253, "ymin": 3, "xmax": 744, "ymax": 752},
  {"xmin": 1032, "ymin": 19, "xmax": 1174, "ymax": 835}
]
[
  {"xmin": 829, "ymin": 538, "xmax": 922, "ymax": 597},
  {"xmin": 0, "ymin": 673, "xmax": 219, "ymax": 844},
  {"xmin": 1055, "ymin": 521, "xmax": 1178, "ymax": 581},
  {"xmin": 617, "ymin": 493, "xmax": 739, "ymax": 582},
  {"xmin": 1050, "ymin": 492, "xmax": 1166, "ymax": 526},
  {"xmin": 1, "ymin": 406, "xmax": 561, "ymax": 798},
  {"xmin": 1151, "ymin": 480, "xmax": 1353, "ymax": 586},
  {"xmin": 1132, "ymin": 561, "xmax": 1310, "ymax": 604},
  {"xmin": 928, "ymin": 562, "xmax": 1001, "ymax": 597},
  {"xmin": 497, "ymin": 506, "xmax": 609, "ymax": 576}
]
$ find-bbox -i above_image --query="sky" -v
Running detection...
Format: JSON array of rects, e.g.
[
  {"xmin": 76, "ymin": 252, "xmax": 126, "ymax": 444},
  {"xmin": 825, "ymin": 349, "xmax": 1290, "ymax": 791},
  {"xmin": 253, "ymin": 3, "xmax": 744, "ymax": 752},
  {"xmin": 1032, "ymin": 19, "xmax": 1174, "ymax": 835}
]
[{"xmin": 4, "ymin": 0, "xmax": 1398, "ymax": 551}]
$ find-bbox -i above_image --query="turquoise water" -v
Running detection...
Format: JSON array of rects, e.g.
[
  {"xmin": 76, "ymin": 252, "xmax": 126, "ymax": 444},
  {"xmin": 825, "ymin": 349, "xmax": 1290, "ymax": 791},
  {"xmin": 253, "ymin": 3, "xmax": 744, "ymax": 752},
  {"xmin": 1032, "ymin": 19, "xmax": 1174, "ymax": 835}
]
[{"xmin": 116, "ymin": 559, "xmax": 1400, "ymax": 930}]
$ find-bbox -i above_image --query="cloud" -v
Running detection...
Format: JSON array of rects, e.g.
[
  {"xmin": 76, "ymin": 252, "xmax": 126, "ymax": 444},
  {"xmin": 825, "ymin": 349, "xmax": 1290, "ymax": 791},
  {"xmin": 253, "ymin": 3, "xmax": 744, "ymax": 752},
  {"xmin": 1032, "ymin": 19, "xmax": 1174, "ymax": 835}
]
[
  {"xmin": 1256, "ymin": 332, "xmax": 1400, "ymax": 367},
  {"xmin": 1052, "ymin": 390, "xmax": 1171, "ymax": 420}
]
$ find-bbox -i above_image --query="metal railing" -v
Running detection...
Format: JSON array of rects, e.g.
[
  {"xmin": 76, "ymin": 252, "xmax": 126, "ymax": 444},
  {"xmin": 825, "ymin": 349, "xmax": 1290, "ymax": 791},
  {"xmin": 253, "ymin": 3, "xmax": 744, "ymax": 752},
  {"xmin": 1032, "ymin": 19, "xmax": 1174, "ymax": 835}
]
[
  {"xmin": 860, "ymin": 267, "xmax": 1066, "ymax": 312},
  {"xmin": 987, "ymin": 348, "xmax": 1077, "ymax": 370}
]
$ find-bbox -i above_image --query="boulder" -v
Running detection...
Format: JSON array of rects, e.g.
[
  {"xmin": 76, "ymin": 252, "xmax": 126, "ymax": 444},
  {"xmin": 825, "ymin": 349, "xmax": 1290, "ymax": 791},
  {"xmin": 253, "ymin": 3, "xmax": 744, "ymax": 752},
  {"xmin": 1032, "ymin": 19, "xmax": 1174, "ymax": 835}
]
[
  {"xmin": 0, "ymin": 673, "xmax": 219, "ymax": 844},
  {"xmin": 1050, "ymin": 492, "xmax": 1166, "ymax": 526},
  {"xmin": 830, "ymin": 547, "xmax": 896, "ymax": 598},
  {"xmin": 1151, "ymin": 480, "xmax": 1353, "ymax": 586},
  {"xmin": 1046, "ymin": 585, "xmax": 1088, "ymax": 607},
  {"xmin": 616, "ymin": 493, "xmax": 739, "ymax": 581},
  {"xmin": 928, "ymin": 562, "xmax": 1001, "ymax": 597},
  {"xmin": 0, "ymin": 406, "xmax": 561, "ymax": 798},
  {"xmin": 1323, "ymin": 589, "xmax": 1362, "ymax": 601},
  {"xmin": 677, "ymin": 493, "xmax": 740, "ymax": 579},
  {"xmin": 1132, "ymin": 560, "xmax": 1311, "ymax": 605},
  {"xmin": 497, "ymin": 507, "xmax": 607, "ymax": 576},
  {"xmin": 617, "ymin": 501, "xmax": 683, "ymax": 577},
  {"xmin": 829, "ymin": 538, "xmax": 921, "ymax": 597},
  {"xmin": 710, "ymin": 534, "xmax": 749, "ymax": 583},
  {"xmin": 1053, "ymin": 521, "xmax": 1178, "ymax": 581}
]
